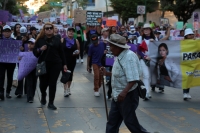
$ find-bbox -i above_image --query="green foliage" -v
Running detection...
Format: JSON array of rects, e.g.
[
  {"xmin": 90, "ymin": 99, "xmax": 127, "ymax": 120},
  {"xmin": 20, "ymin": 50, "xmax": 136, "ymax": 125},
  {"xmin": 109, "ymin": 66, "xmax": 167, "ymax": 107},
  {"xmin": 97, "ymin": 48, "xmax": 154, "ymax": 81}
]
[
  {"xmin": 110, "ymin": 0, "xmax": 157, "ymax": 23},
  {"xmin": 38, "ymin": 0, "xmax": 62, "ymax": 13},
  {"xmin": 76, "ymin": 0, "xmax": 88, "ymax": 10},
  {"xmin": 160, "ymin": 0, "xmax": 200, "ymax": 24}
]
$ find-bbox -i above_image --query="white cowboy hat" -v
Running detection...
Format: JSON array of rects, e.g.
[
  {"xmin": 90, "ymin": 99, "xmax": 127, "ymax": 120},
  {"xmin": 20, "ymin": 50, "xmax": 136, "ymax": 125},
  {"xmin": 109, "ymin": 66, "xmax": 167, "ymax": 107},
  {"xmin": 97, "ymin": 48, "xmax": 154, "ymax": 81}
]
[
  {"xmin": 107, "ymin": 34, "xmax": 130, "ymax": 49},
  {"xmin": 143, "ymin": 23, "xmax": 151, "ymax": 29},
  {"xmin": 184, "ymin": 28, "xmax": 194, "ymax": 36}
]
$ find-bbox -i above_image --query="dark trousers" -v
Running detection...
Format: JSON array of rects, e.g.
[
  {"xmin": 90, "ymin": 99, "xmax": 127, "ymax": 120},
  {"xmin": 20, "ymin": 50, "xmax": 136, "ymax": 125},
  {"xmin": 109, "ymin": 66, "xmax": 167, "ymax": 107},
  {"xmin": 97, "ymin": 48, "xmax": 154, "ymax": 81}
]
[
  {"xmin": 15, "ymin": 79, "xmax": 27, "ymax": 95},
  {"xmin": 183, "ymin": 88, "xmax": 190, "ymax": 93},
  {"xmin": 107, "ymin": 79, "xmax": 112, "ymax": 98},
  {"xmin": 0, "ymin": 63, "xmax": 16, "ymax": 94},
  {"xmin": 106, "ymin": 89, "xmax": 149, "ymax": 133},
  {"xmin": 26, "ymin": 69, "xmax": 37, "ymax": 101},
  {"xmin": 39, "ymin": 62, "xmax": 62, "ymax": 104},
  {"xmin": 77, "ymin": 37, "xmax": 84, "ymax": 59}
]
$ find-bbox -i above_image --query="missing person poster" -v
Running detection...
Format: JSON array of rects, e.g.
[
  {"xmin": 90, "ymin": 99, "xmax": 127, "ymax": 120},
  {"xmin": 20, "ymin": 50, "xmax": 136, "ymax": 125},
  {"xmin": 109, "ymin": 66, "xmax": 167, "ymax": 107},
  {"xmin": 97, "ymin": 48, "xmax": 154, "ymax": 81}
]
[{"xmin": 148, "ymin": 40, "xmax": 200, "ymax": 89}]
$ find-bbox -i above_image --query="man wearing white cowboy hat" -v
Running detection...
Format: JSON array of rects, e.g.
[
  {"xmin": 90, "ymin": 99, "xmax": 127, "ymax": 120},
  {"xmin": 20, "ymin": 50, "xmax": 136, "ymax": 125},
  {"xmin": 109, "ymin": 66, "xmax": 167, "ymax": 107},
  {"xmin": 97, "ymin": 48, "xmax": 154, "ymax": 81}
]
[{"xmin": 101, "ymin": 34, "xmax": 149, "ymax": 133}]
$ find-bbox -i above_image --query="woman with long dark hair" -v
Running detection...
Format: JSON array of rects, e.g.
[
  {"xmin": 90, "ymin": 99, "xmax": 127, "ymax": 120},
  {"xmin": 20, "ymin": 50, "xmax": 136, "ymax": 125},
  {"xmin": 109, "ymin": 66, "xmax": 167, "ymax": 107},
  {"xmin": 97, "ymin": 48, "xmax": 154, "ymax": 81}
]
[
  {"xmin": 11, "ymin": 24, "xmax": 22, "ymax": 40},
  {"xmin": 61, "ymin": 27, "xmax": 80, "ymax": 97},
  {"xmin": 157, "ymin": 43, "xmax": 179, "ymax": 89},
  {"xmin": 33, "ymin": 23, "xmax": 67, "ymax": 110}
]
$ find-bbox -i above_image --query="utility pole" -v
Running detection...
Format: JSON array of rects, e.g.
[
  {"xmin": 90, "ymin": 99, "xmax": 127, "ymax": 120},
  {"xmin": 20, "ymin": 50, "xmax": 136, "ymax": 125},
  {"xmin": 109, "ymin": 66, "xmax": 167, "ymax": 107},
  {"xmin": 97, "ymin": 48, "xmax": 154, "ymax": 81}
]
[
  {"xmin": 144, "ymin": 0, "xmax": 147, "ymax": 23},
  {"xmin": 105, "ymin": 0, "xmax": 108, "ymax": 17},
  {"xmin": 70, "ymin": 0, "xmax": 72, "ymax": 18}
]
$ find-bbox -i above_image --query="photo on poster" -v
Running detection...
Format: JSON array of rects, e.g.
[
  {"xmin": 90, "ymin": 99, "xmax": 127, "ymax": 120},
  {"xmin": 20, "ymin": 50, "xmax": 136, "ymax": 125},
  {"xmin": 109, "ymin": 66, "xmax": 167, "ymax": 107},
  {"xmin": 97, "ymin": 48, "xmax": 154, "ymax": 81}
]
[
  {"xmin": 149, "ymin": 41, "xmax": 182, "ymax": 89},
  {"xmin": 193, "ymin": 12, "xmax": 199, "ymax": 22}
]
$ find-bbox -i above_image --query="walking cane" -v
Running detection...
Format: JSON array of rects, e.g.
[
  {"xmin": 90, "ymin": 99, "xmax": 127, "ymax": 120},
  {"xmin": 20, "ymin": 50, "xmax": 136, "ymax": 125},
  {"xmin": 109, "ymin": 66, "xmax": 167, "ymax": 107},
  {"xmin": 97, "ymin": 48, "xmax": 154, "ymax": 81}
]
[{"xmin": 102, "ymin": 74, "xmax": 109, "ymax": 121}]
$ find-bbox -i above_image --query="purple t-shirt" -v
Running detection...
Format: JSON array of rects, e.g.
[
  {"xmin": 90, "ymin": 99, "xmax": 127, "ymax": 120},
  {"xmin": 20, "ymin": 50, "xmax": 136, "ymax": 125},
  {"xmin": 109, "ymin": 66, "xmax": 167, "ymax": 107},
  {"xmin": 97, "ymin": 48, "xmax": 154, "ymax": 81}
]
[{"xmin": 88, "ymin": 42, "xmax": 105, "ymax": 66}]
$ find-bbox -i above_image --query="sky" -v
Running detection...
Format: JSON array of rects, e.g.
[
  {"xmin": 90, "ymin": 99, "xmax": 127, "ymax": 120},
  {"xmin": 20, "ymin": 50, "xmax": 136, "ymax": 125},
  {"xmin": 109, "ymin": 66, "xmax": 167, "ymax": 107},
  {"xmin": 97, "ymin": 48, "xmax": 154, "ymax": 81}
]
[{"xmin": 25, "ymin": 0, "xmax": 47, "ymax": 12}]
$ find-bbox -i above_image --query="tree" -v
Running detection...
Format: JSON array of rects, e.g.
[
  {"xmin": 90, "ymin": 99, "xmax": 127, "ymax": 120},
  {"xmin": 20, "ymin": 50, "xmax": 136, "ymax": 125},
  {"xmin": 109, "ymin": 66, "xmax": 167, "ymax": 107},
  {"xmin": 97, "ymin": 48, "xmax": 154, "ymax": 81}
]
[
  {"xmin": 160, "ymin": 0, "xmax": 174, "ymax": 17},
  {"xmin": 38, "ymin": 0, "xmax": 62, "ymax": 13},
  {"xmin": 172, "ymin": 0, "xmax": 200, "ymax": 24},
  {"xmin": 76, "ymin": 0, "xmax": 88, "ymax": 10},
  {"xmin": 110, "ymin": 0, "xmax": 157, "ymax": 24}
]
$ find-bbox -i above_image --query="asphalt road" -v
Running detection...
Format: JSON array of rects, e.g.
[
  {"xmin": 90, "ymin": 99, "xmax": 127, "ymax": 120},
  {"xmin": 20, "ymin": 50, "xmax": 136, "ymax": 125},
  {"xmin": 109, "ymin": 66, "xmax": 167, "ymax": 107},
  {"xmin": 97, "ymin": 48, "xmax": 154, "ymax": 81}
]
[{"xmin": 0, "ymin": 59, "xmax": 200, "ymax": 133}]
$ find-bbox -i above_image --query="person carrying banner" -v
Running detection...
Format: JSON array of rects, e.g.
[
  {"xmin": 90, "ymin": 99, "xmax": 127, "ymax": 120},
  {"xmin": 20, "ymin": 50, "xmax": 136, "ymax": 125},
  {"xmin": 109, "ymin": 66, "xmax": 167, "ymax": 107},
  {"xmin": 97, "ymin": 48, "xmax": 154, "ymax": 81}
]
[
  {"xmin": 101, "ymin": 34, "xmax": 149, "ymax": 133},
  {"xmin": 74, "ymin": 23, "xmax": 86, "ymax": 64},
  {"xmin": 87, "ymin": 34, "xmax": 106, "ymax": 97},
  {"xmin": 33, "ymin": 23, "xmax": 67, "ymax": 110},
  {"xmin": 182, "ymin": 28, "xmax": 195, "ymax": 100},
  {"xmin": 0, "ymin": 25, "xmax": 16, "ymax": 100},
  {"xmin": 20, "ymin": 38, "xmax": 37, "ymax": 103},
  {"xmin": 61, "ymin": 27, "xmax": 80, "ymax": 97},
  {"xmin": 15, "ymin": 26, "xmax": 29, "ymax": 98}
]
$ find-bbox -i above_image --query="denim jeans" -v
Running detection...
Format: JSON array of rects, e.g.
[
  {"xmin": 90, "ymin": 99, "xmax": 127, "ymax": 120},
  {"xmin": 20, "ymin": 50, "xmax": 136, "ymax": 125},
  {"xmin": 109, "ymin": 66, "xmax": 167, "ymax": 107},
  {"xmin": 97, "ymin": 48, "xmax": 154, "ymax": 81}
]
[{"xmin": 106, "ymin": 89, "xmax": 149, "ymax": 133}]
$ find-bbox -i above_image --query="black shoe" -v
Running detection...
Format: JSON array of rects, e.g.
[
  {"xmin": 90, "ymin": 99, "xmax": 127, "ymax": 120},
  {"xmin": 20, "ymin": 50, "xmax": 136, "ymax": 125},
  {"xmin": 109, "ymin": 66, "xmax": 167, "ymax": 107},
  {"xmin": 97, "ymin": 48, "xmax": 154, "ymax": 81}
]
[
  {"xmin": 6, "ymin": 93, "xmax": 12, "ymax": 98},
  {"xmin": 28, "ymin": 100, "xmax": 33, "ymax": 103},
  {"xmin": 151, "ymin": 86, "xmax": 155, "ymax": 91},
  {"xmin": 48, "ymin": 104, "xmax": 57, "ymax": 110},
  {"xmin": 16, "ymin": 94, "xmax": 22, "ymax": 98},
  {"xmin": 40, "ymin": 99, "xmax": 46, "ymax": 105},
  {"xmin": 0, "ymin": 93, "xmax": 5, "ymax": 101},
  {"xmin": 158, "ymin": 88, "xmax": 164, "ymax": 93}
]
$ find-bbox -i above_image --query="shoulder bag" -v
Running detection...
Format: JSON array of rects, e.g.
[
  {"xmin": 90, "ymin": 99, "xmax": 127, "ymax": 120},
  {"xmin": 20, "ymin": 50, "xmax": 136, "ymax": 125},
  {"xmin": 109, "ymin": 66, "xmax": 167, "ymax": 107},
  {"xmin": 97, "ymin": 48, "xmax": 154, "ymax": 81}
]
[
  {"xmin": 36, "ymin": 46, "xmax": 51, "ymax": 76},
  {"xmin": 117, "ymin": 58, "xmax": 146, "ymax": 99}
]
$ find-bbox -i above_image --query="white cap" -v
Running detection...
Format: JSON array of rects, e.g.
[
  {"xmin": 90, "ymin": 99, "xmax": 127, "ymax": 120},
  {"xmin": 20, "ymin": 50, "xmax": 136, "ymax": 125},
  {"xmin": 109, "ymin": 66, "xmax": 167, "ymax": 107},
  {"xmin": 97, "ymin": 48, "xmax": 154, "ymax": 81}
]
[
  {"xmin": 3, "ymin": 25, "xmax": 11, "ymax": 30},
  {"xmin": 63, "ymin": 22, "xmax": 67, "ymax": 25},
  {"xmin": 184, "ymin": 28, "xmax": 194, "ymax": 36},
  {"xmin": 20, "ymin": 27, "xmax": 27, "ymax": 33},
  {"xmin": 28, "ymin": 38, "xmax": 35, "ymax": 43},
  {"xmin": 101, "ymin": 28, "xmax": 108, "ymax": 33},
  {"xmin": 143, "ymin": 23, "xmax": 151, "ymax": 29},
  {"xmin": 130, "ymin": 25, "xmax": 135, "ymax": 31}
]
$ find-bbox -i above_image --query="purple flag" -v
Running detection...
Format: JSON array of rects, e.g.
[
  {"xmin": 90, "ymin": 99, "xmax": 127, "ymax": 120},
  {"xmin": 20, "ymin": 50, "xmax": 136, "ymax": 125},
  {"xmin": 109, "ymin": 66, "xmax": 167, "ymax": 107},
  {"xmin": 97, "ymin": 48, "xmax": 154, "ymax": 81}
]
[
  {"xmin": 0, "ymin": 40, "xmax": 22, "ymax": 63},
  {"xmin": 128, "ymin": 43, "xmax": 138, "ymax": 52},
  {"xmin": 19, "ymin": 9, "xmax": 24, "ymax": 19},
  {"xmin": 106, "ymin": 57, "xmax": 115, "ymax": 66},
  {"xmin": 0, "ymin": 10, "xmax": 9, "ymax": 22},
  {"xmin": 30, "ymin": 15, "xmax": 38, "ymax": 21},
  {"xmin": 18, "ymin": 52, "xmax": 38, "ymax": 81}
]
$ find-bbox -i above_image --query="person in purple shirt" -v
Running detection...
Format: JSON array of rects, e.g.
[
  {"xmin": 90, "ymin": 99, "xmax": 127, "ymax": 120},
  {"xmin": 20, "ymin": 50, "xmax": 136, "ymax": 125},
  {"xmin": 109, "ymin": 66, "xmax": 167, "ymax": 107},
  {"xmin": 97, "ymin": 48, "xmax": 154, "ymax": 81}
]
[{"xmin": 87, "ymin": 34, "xmax": 106, "ymax": 97}]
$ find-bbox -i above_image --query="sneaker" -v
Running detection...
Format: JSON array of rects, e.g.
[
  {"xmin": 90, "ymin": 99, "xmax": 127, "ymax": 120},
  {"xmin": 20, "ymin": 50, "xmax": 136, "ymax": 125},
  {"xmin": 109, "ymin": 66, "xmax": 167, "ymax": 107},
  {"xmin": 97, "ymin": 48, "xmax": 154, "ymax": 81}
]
[
  {"xmin": 183, "ymin": 93, "xmax": 188, "ymax": 100},
  {"xmin": 6, "ymin": 93, "xmax": 12, "ymax": 98},
  {"xmin": 48, "ymin": 103, "xmax": 57, "ymax": 110},
  {"xmin": 16, "ymin": 94, "xmax": 22, "ymax": 98},
  {"xmin": 81, "ymin": 59, "xmax": 83, "ymax": 63},
  {"xmin": 68, "ymin": 89, "xmax": 71, "ymax": 95},
  {"xmin": 151, "ymin": 86, "xmax": 155, "ymax": 91},
  {"xmin": 76, "ymin": 59, "xmax": 80, "ymax": 63},
  {"xmin": 64, "ymin": 90, "xmax": 69, "ymax": 97},
  {"xmin": 0, "ymin": 93, "xmax": 5, "ymax": 101},
  {"xmin": 187, "ymin": 93, "xmax": 192, "ymax": 99},
  {"xmin": 28, "ymin": 100, "xmax": 33, "ymax": 103},
  {"xmin": 94, "ymin": 92, "xmax": 100, "ymax": 97},
  {"xmin": 158, "ymin": 88, "xmax": 164, "ymax": 93},
  {"xmin": 106, "ymin": 96, "xmax": 112, "ymax": 100}
]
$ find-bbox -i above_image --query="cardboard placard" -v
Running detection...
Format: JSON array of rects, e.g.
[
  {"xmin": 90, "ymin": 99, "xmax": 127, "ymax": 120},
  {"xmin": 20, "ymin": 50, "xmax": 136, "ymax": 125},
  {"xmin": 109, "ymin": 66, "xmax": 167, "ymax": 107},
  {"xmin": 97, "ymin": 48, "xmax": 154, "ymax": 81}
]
[
  {"xmin": 86, "ymin": 11, "xmax": 102, "ymax": 26},
  {"xmin": 160, "ymin": 18, "xmax": 169, "ymax": 27},
  {"xmin": 38, "ymin": 11, "xmax": 51, "ymax": 20},
  {"xmin": 106, "ymin": 19, "xmax": 117, "ymax": 26},
  {"xmin": 74, "ymin": 9, "xmax": 86, "ymax": 24}
]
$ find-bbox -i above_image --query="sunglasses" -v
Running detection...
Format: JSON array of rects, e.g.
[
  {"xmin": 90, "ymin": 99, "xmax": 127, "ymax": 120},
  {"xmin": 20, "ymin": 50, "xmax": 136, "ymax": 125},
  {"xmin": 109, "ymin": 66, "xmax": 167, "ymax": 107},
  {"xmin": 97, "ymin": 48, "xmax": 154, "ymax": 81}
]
[
  {"xmin": 91, "ymin": 37, "xmax": 97, "ymax": 40},
  {"xmin": 45, "ymin": 27, "xmax": 53, "ymax": 30}
]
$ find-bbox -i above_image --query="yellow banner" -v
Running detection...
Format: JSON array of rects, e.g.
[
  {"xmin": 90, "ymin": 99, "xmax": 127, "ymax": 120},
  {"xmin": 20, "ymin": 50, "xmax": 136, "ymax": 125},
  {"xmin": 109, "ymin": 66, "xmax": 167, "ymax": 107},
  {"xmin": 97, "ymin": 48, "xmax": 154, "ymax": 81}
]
[{"xmin": 180, "ymin": 39, "xmax": 200, "ymax": 88}]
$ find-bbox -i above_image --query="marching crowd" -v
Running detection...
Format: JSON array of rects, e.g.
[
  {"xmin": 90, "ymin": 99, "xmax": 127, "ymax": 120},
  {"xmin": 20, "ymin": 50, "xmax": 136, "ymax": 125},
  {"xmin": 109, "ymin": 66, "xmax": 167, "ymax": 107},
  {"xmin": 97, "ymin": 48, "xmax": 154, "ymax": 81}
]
[{"xmin": 0, "ymin": 19, "xmax": 199, "ymax": 132}]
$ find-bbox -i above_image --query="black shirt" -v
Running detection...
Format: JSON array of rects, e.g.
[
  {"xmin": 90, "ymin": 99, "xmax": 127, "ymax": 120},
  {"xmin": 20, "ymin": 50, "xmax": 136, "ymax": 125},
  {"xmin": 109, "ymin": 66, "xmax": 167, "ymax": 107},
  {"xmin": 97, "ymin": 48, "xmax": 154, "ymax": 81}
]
[
  {"xmin": 160, "ymin": 62, "xmax": 169, "ymax": 76},
  {"xmin": 33, "ymin": 35, "xmax": 66, "ymax": 66}
]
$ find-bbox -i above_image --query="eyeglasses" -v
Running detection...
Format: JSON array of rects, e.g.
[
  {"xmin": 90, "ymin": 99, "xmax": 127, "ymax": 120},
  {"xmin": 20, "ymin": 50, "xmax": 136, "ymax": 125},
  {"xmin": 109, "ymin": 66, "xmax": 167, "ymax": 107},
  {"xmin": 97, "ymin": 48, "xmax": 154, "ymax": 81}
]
[{"xmin": 45, "ymin": 27, "xmax": 53, "ymax": 30}]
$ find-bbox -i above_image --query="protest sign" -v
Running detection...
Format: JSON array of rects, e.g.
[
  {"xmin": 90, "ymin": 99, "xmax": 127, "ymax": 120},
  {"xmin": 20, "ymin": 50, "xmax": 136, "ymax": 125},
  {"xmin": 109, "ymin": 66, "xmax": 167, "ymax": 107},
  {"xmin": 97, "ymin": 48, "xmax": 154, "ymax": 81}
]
[
  {"xmin": 176, "ymin": 22, "xmax": 184, "ymax": 30},
  {"xmin": 0, "ymin": 40, "xmax": 22, "ymax": 63},
  {"xmin": 186, "ymin": 23, "xmax": 193, "ymax": 30},
  {"xmin": 106, "ymin": 20, "xmax": 117, "ymax": 26},
  {"xmin": 112, "ymin": 16, "xmax": 118, "ymax": 21},
  {"xmin": 149, "ymin": 40, "xmax": 200, "ymax": 89},
  {"xmin": 86, "ymin": 11, "xmax": 102, "ymax": 26},
  {"xmin": 67, "ymin": 18, "xmax": 73, "ymax": 26},
  {"xmin": 137, "ymin": 5, "xmax": 146, "ymax": 14},
  {"xmin": 38, "ymin": 11, "xmax": 51, "ymax": 20},
  {"xmin": 74, "ymin": 9, "xmax": 87, "ymax": 24},
  {"xmin": 18, "ymin": 52, "xmax": 38, "ymax": 81},
  {"xmin": 193, "ymin": 12, "xmax": 200, "ymax": 22},
  {"xmin": 160, "ymin": 18, "xmax": 169, "ymax": 27}
]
